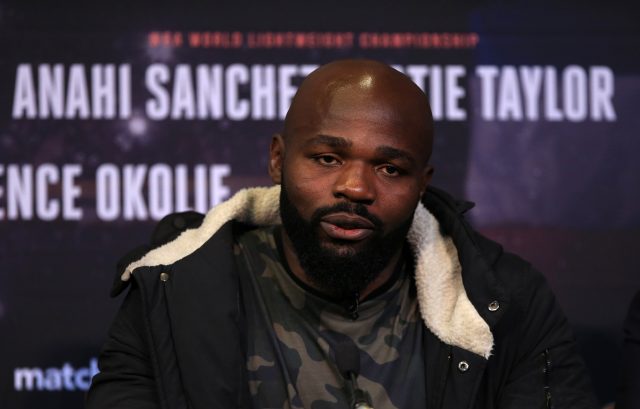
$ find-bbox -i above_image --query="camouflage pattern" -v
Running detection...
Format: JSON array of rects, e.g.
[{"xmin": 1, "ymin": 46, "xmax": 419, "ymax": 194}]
[{"xmin": 235, "ymin": 226, "xmax": 426, "ymax": 409}]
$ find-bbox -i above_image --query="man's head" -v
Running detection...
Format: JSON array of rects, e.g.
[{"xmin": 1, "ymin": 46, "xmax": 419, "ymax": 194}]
[{"xmin": 269, "ymin": 59, "xmax": 434, "ymax": 298}]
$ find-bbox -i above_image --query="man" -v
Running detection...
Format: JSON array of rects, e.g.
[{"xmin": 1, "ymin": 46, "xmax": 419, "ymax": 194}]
[{"xmin": 87, "ymin": 60, "xmax": 597, "ymax": 409}]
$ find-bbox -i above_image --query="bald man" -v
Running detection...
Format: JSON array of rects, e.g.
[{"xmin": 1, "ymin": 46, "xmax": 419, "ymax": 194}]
[{"xmin": 87, "ymin": 60, "xmax": 597, "ymax": 409}]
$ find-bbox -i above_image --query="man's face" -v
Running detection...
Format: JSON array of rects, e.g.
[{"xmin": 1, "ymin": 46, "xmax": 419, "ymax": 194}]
[{"xmin": 271, "ymin": 81, "xmax": 432, "ymax": 296}]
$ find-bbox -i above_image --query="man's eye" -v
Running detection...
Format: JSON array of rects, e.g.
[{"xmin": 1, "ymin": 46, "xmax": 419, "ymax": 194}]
[
  {"xmin": 380, "ymin": 165, "xmax": 400, "ymax": 176},
  {"xmin": 315, "ymin": 155, "xmax": 339, "ymax": 165}
]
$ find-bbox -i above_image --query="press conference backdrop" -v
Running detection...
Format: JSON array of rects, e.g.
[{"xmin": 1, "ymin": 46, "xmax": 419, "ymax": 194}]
[{"xmin": 1, "ymin": 2, "xmax": 638, "ymax": 407}]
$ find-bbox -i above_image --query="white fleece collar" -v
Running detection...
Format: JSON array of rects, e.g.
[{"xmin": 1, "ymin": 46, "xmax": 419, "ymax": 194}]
[{"xmin": 123, "ymin": 186, "xmax": 493, "ymax": 359}]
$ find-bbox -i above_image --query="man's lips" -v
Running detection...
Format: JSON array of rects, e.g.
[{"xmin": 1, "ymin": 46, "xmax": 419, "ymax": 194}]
[{"xmin": 319, "ymin": 213, "xmax": 376, "ymax": 241}]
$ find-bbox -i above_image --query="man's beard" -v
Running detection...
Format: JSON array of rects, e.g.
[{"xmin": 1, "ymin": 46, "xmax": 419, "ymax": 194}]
[{"xmin": 279, "ymin": 183, "xmax": 414, "ymax": 299}]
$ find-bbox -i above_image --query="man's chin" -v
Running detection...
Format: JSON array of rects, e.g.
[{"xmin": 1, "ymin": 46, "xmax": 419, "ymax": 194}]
[
  {"xmin": 317, "ymin": 234, "xmax": 372, "ymax": 256},
  {"xmin": 319, "ymin": 243, "xmax": 358, "ymax": 259}
]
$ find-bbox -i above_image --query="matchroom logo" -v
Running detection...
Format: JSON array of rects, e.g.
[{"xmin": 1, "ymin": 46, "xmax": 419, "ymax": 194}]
[{"xmin": 13, "ymin": 358, "xmax": 98, "ymax": 391}]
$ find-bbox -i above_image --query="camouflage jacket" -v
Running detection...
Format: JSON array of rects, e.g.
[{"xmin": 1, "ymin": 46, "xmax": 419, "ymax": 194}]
[{"xmin": 87, "ymin": 186, "xmax": 597, "ymax": 409}]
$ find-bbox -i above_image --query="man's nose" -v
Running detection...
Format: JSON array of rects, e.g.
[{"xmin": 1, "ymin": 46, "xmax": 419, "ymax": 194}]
[{"xmin": 333, "ymin": 162, "xmax": 376, "ymax": 204}]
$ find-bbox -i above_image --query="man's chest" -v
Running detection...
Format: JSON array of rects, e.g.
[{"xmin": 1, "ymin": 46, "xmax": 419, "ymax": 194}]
[{"xmin": 235, "ymin": 227, "xmax": 427, "ymax": 409}]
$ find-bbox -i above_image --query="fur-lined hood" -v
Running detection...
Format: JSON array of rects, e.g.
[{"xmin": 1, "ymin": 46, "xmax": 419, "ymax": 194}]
[{"xmin": 122, "ymin": 185, "xmax": 494, "ymax": 359}]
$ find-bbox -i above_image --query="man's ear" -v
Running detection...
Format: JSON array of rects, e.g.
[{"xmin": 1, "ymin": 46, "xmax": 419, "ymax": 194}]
[
  {"xmin": 269, "ymin": 134, "xmax": 285, "ymax": 184},
  {"xmin": 419, "ymin": 165, "xmax": 434, "ymax": 197}
]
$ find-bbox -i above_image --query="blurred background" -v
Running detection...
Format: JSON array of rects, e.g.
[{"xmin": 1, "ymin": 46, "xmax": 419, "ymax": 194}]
[{"xmin": 0, "ymin": 1, "xmax": 638, "ymax": 407}]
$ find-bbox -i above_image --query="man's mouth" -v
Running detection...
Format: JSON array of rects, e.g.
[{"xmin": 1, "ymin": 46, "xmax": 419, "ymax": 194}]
[{"xmin": 319, "ymin": 213, "xmax": 376, "ymax": 241}]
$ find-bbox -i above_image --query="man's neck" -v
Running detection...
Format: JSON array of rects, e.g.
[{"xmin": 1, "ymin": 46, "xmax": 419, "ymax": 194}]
[{"xmin": 279, "ymin": 229, "xmax": 404, "ymax": 301}]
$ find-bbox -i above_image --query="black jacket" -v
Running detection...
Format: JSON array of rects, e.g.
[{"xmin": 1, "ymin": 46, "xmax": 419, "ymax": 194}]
[{"xmin": 86, "ymin": 186, "xmax": 597, "ymax": 409}]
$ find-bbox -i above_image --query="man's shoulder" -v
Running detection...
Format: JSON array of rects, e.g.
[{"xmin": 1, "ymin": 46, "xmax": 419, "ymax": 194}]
[
  {"xmin": 110, "ymin": 211, "xmax": 205, "ymax": 296},
  {"xmin": 110, "ymin": 186, "xmax": 282, "ymax": 295},
  {"xmin": 469, "ymin": 224, "xmax": 550, "ymax": 302},
  {"xmin": 111, "ymin": 211, "xmax": 256, "ymax": 297},
  {"xmin": 423, "ymin": 186, "xmax": 541, "ymax": 285},
  {"xmin": 150, "ymin": 211, "xmax": 207, "ymax": 247},
  {"xmin": 423, "ymin": 187, "xmax": 552, "ymax": 315}
]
